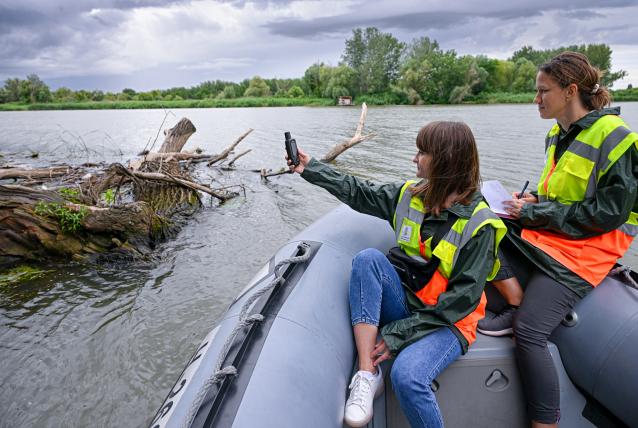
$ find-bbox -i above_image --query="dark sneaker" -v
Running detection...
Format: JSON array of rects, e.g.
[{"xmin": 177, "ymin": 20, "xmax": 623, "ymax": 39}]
[{"xmin": 477, "ymin": 306, "xmax": 517, "ymax": 336}]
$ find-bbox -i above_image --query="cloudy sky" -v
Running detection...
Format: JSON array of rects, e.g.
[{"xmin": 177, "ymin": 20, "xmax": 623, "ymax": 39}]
[{"xmin": 1, "ymin": 0, "xmax": 638, "ymax": 92}]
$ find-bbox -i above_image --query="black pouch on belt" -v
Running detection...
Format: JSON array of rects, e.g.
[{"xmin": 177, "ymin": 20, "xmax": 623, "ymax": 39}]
[{"xmin": 386, "ymin": 212, "xmax": 458, "ymax": 293}]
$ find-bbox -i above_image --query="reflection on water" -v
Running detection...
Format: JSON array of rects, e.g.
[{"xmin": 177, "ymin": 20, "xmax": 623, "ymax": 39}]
[{"xmin": 1, "ymin": 103, "xmax": 637, "ymax": 427}]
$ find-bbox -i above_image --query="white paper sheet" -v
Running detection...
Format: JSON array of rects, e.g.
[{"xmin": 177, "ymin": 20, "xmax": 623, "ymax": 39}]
[{"xmin": 481, "ymin": 180, "xmax": 512, "ymax": 216}]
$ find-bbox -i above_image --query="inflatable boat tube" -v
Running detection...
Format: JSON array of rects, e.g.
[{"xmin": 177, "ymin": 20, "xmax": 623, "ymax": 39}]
[{"xmin": 150, "ymin": 204, "xmax": 638, "ymax": 428}]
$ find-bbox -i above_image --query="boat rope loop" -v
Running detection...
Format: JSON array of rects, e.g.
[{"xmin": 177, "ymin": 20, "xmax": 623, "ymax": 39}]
[
  {"xmin": 610, "ymin": 265, "xmax": 638, "ymax": 289},
  {"xmin": 182, "ymin": 243, "xmax": 312, "ymax": 428}
]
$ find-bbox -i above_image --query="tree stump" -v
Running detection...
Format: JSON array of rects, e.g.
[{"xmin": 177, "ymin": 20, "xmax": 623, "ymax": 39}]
[{"xmin": 158, "ymin": 118, "xmax": 197, "ymax": 153}]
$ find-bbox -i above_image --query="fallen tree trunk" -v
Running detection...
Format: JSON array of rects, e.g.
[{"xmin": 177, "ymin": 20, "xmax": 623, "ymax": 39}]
[
  {"xmin": 0, "ymin": 166, "xmax": 73, "ymax": 180},
  {"xmin": 0, "ymin": 185, "xmax": 161, "ymax": 263}
]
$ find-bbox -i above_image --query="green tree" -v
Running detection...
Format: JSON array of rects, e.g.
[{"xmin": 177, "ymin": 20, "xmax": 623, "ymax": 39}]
[
  {"xmin": 323, "ymin": 65, "xmax": 356, "ymax": 98},
  {"xmin": 342, "ymin": 27, "xmax": 405, "ymax": 94},
  {"xmin": 217, "ymin": 85, "xmax": 238, "ymax": 99},
  {"xmin": 448, "ymin": 57, "xmax": 490, "ymax": 103},
  {"xmin": 511, "ymin": 58, "xmax": 537, "ymax": 92},
  {"xmin": 19, "ymin": 74, "xmax": 51, "ymax": 103},
  {"xmin": 4, "ymin": 78, "xmax": 22, "ymax": 102},
  {"xmin": 398, "ymin": 37, "xmax": 467, "ymax": 103},
  {"xmin": 287, "ymin": 85, "xmax": 304, "ymax": 98},
  {"xmin": 52, "ymin": 87, "xmax": 74, "ymax": 102},
  {"xmin": 492, "ymin": 60, "xmax": 516, "ymax": 92},
  {"xmin": 137, "ymin": 92, "xmax": 153, "ymax": 101},
  {"xmin": 91, "ymin": 90, "xmax": 105, "ymax": 101},
  {"xmin": 244, "ymin": 76, "xmax": 271, "ymax": 97},
  {"xmin": 303, "ymin": 63, "xmax": 325, "ymax": 97},
  {"xmin": 74, "ymin": 90, "xmax": 91, "ymax": 102}
]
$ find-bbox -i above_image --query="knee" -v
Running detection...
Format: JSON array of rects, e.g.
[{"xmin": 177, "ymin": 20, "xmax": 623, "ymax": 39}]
[
  {"xmin": 390, "ymin": 360, "xmax": 412, "ymax": 396},
  {"xmin": 391, "ymin": 358, "xmax": 432, "ymax": 399},
  {"xmin": 352, "ymin": 248, "xmax": 385, "ymax": 269},
  {"xmin": 513, "ymin": 309, "xmax": 545, "ymax": 347}
]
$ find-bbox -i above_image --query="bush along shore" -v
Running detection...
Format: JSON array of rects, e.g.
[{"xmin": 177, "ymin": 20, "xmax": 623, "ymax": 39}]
[
  {"xmin": 1, "ymin": 89, "xmax": 637, "ymax": 111},
  {"xmin": 0, "ymin": 97, "xmax": 335, "ymax": 111}
]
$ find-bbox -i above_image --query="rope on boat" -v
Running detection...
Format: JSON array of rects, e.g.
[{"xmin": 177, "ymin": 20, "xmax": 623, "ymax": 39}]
[
  {"xmin": 610, "ymin": 265, "xmax": 638, "ymax": 289},
  {"xmin": 181, "ymin": 243, "xmax": 312, "ymax": 428}
]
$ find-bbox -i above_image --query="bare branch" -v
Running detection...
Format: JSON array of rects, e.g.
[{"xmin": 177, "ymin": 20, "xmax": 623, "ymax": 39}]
[
  {"xmin": 320, "ymin": 103, "xmax": 375, "ymax": 162},
  {"xmin": 228, "ymin": 149, "xmax": 252, "ymax": 166},
  {"xmin": 260, "ymin": 168, "xmax": 292, "ymax": 179},
  {"xmin": 207, "ymin": 128, "xmax": 254, "ymax": 166},
  {"xmin": 110, "ymin": 163, "xmax": 231, "ymax": 201}
]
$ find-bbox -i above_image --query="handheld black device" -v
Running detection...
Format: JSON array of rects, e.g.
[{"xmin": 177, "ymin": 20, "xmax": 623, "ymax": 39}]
[{"xmin": 284, "ymin": 131, "xmax": 299, "ymax": 166}]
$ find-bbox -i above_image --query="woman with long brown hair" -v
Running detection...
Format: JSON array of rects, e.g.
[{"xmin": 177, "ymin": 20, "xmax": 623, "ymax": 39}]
[
  {"xmin": 288, "ymin": 121, "xmax": 506, "ymax": 428},
  {"xmin": 478, "ymin": 51, "xmax": 638, "ymax": 427}
]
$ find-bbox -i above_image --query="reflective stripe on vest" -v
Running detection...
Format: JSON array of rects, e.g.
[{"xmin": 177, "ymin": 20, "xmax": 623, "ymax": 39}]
[
  {"xmin": 527, "ymin": 115, "xmax": 638, "ymax": 286},
  {"xmin": 393, "ymin": 182, "xmax": 507, "ymax": 345}
]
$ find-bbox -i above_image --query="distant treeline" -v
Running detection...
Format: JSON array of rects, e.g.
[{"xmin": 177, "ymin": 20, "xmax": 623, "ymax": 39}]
[{"xmin": 1, "ymin": 27, "xmax": 635, "ymax": 106}]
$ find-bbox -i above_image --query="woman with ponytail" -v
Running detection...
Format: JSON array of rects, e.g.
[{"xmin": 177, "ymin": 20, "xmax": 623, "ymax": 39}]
[{"xmin": 478, "ymin": 51, "xmax": 638, "ymax": 427}]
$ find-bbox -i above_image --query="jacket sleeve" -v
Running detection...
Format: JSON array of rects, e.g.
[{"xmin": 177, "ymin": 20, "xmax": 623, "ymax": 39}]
[
  {"xmin": 520, "ymin": 146, "xmax": 638, "ymax": 238},
  {"xmin": 300, "ymin": 158, "xmax": 403, "ymax": 224},
  {"xmin": 380, "ymin": 227, "xmax": 495, "ymax": 354}
]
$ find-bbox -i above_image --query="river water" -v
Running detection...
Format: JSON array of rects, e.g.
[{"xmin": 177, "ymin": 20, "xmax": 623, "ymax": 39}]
[{"xmin": 1, "ymin": 103, "xmax": 637, "ymax": 427}]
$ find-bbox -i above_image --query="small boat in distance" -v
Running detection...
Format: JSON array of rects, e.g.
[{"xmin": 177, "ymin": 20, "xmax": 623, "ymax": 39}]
[{"xmin": 150, "ymin": 204, "xmax": 638, "ymax": 428}]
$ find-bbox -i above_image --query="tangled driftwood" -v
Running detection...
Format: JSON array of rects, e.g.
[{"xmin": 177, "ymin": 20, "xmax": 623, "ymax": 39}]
[
  {"xmin": 0, "ymin": 118, "xmax": 251, "ymax": 264},
  {"xmin": 1, "ymin": 107, "xmax": 374, "ymax": 265}
]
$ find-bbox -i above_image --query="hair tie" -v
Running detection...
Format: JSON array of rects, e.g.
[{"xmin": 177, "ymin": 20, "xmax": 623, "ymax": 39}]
[{"xmin": 590, "ymin": 83, "xmax": 600, "ymax": 95}]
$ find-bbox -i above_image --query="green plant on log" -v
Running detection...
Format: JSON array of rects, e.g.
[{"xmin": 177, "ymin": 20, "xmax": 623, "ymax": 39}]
[
  {"xmin": 58, "ymin": 187, "xmax": 81, "ymax": 203},
  {"xmin": 102, "ymin": 188, "xmax": 116, "ymax": 205},
  {"xmin": 34, "ymin": 201, "xmax": 88, "ymax": 233}
]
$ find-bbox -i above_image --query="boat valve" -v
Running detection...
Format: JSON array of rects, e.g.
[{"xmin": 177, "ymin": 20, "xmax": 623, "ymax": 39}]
[{"xmin": 562, "ymin": 310, "xmax": 579, "ymax": 327}]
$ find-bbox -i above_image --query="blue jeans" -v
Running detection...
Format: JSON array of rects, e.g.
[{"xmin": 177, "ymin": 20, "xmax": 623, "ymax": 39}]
[{"xmin": 349, "ymin": 248, "xmax": 462, "ymax": 428}]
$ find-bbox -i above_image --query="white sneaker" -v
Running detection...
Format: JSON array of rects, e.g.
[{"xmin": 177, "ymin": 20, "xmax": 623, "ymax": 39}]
[{"xmin": 344, "ymin": 368, "xmax": 384, "ymax": 427}]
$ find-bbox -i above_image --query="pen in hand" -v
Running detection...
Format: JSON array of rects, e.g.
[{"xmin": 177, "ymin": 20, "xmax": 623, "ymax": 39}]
[{"xmin": 518, "ymin": 180, "xmax": 529, "ymax": 199}]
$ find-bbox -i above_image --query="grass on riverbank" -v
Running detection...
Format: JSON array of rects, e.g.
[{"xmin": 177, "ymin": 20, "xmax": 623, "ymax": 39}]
[
  {"xmin": 1, "ymin": 89, "xmax": 637, "ymax": 111},
  {"xmin": 0, "ymin": 97, "xmax": 335, "ymax": 111}
]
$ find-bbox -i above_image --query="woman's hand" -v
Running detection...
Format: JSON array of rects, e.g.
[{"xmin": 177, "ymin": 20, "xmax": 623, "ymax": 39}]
[
  {"xmin": 371, "ymin": 338, "xmax": 392, "ymax": 367},
  {"xmin": 286, "ymin": 147, "xmax": 310, "ymax": 174},
  {"xmin": 503, "ymin": 192, "xmax": 538, "ymax": 219}
]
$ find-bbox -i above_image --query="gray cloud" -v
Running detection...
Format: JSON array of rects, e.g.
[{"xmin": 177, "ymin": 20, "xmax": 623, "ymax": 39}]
[{"xmin": 262, "ymin": 0, "xmax": 638, "ymax": 39}]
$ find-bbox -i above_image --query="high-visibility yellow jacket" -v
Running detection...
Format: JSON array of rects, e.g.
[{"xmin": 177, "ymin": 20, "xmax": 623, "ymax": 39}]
[
  {"xmin": 522, "ymin": 112, "xmax": 638, "ymax": 286},
  {"xmin": 393, "ymin": 181, "xmax": 506, "ymax": 346}
]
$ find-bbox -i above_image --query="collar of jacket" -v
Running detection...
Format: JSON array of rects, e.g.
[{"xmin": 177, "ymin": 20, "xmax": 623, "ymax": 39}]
[
  {"xmin": 423, "ymin": 190, "xmax": 484, "ymax": 221},
  {"xmin": 560, "ymin": 106, "xmax": 621, "ymax": 133}
]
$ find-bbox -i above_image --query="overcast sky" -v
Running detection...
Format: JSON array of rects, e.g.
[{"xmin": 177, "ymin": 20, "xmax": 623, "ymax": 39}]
[{"xmin": 1, "ymin": 0, "xmax": 638, "ymax": 92}]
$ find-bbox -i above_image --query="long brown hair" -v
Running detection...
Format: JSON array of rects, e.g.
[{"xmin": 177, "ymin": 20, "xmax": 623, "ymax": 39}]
[
  {"xmin": 539, "ymin": 51, "xmax": 611, "ymax": 110},
  {"xmin": 410, "ymin": 121, "xmax": 480, "ymax": 216}
]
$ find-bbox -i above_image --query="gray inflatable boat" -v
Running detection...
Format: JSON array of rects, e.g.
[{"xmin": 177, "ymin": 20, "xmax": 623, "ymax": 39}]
[{"xmin": 150, "ymin": 205, "xmax": 638, "ymax": 428}]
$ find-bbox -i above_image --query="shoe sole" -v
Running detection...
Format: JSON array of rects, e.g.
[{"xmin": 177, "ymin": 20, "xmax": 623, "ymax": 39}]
[{"xmin": 477, "ymin": 327, "xmax": 513, "ymax": 337}]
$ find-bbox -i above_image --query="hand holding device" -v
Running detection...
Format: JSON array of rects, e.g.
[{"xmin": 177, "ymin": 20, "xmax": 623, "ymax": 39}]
[{"xmin": 284, "ymin": 131, "xmax": 299, "ymax": 166}]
